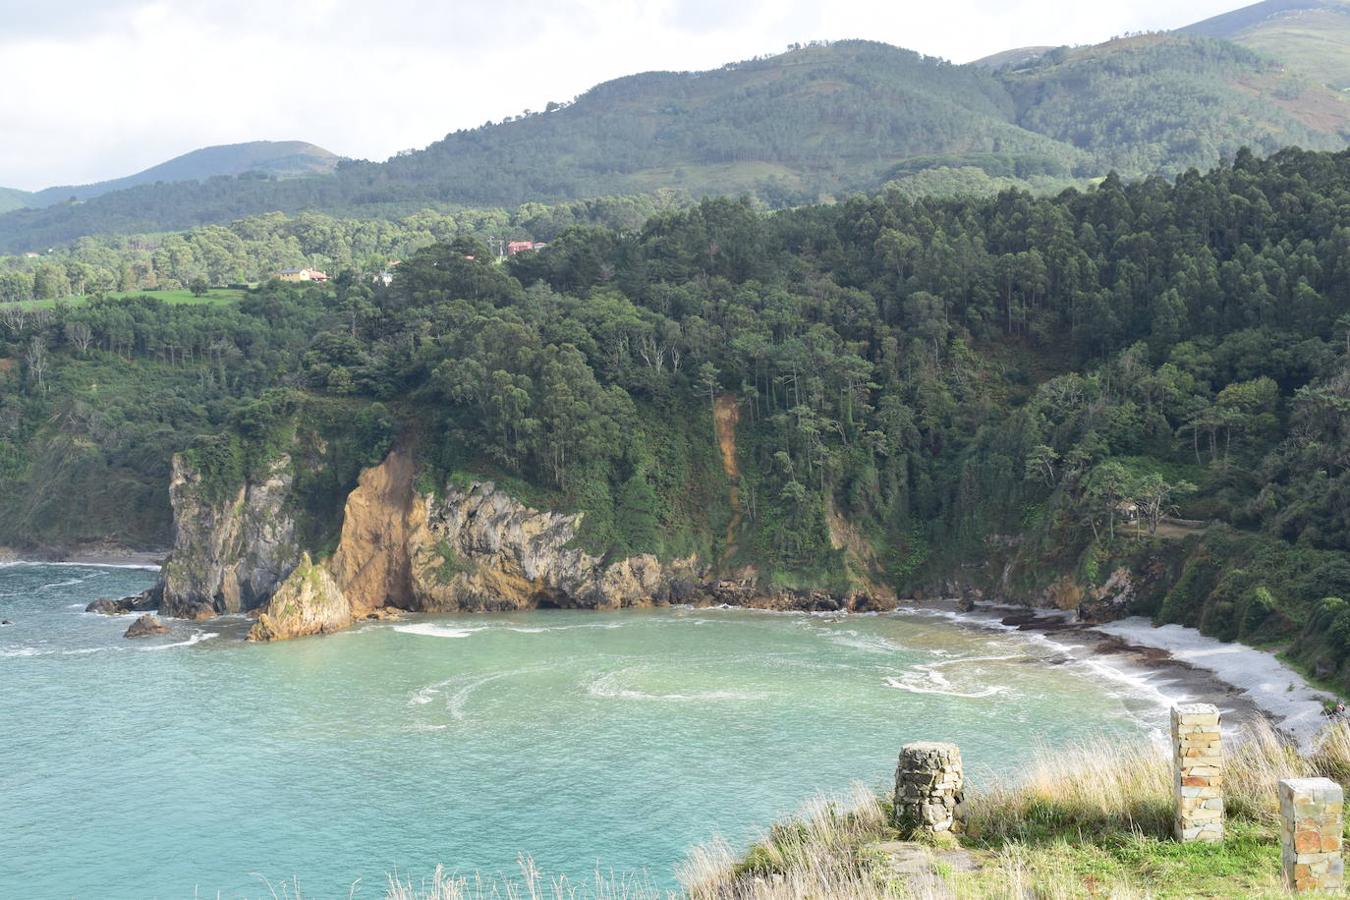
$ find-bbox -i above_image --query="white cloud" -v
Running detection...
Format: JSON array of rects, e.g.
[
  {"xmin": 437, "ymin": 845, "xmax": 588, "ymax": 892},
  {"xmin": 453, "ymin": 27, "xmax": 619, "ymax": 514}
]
[{"xmin": 0, "ymin": 0, "xmax": 1241, "ymax": 190}]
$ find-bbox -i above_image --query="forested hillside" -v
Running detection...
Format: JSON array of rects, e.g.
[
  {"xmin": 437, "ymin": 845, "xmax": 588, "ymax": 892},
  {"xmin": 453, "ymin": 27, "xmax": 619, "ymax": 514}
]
[
  {"xmin": 0, "ymin": 35, "xmax": 1345, "ymax": 252},
  {"xmin": 0, "ymin": 194, "xmax": 681, "ymax": 303},
  {"xmin": 1, "ymin": 147, "xmax": 1349, "ymax": 682}
]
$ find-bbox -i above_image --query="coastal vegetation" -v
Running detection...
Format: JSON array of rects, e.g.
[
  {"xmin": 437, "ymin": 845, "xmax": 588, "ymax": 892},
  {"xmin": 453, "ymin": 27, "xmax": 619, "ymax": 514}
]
[
  {"xmin": 679, "ymin": 721, "xmax": 1350, "ymax": 899},
  {"xmin": 2, "ymin": 145, "xmax": 1350, "ymax": 678}
]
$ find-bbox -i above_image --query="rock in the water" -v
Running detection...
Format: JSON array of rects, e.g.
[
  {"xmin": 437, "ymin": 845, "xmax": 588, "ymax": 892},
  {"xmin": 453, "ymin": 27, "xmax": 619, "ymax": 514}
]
[
  {"xmin": 86, "ymin": 597, "xmax": 132, "ymax": 615},
  {"xmin": 124, "ymin": 614, "xmax": 170, "ymax": 638},
  {"xmin": 248, "ymin": 554, "xmax": 351, "ymax": 642}
]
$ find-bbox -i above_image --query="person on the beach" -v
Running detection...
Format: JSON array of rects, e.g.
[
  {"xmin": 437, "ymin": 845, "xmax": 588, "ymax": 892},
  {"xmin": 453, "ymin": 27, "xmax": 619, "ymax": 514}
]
[{"xmin": 1335, "ymin": 700, "xmax": 1346, "ymax": 719}]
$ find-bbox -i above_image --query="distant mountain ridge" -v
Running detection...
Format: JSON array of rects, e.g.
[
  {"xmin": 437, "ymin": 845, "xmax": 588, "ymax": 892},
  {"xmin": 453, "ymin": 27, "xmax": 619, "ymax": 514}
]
[
  {"xmin": 0, "ymin": 187, "xmax": 31, "ymax": 215},
  {"xmin": 1, "ymin": 6, "xmax": 1349, "ymax": 251},
  {"xmin": 24, "ymin": 140, "xmax": 339, "ymax": 208},
  {"xmin": 1180, "ymin": 0, "xmax": 1350, "ymax": 88}
]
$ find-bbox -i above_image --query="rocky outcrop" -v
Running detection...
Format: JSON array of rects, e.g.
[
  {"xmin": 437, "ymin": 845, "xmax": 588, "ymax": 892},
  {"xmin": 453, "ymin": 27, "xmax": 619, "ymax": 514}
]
[
  {"xmin": 87, "ymin": 597, "xmax": 131, "ymax": 615},
  {"xmin": 87, "ymin": 585, "xmax": 161, "ymax": 616},
  {"xmin": 152, "ymin": 447, "xmax": 892, "ymax": 639},
  {"xmin": 248, "ymin": 554, "xmax": 351, "ymax": 642},
  {"xmin": 159, "ymin": 454, "xmax": 299, "ymax": 619},
  {"xmin": 407, "ymin": 480, "xmax": 703, "ymax": 612},
  {"xmin": 1078, "ymin": 567, "xmax": 1139, "ymax": 624},
  {"xmin": 124, "ymin": 614, "xmax": 169, "ymax": 638},
  {"xmin": 328, "ymin": 449, "xmax": 421, "ymax": 615}
]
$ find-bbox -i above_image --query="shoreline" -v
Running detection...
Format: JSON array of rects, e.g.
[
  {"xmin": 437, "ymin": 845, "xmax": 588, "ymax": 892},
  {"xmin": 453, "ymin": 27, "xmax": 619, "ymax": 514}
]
[
  {"xmin": 0, "ymin": 546, "xmax": 166, "ymax": 569},
  {"xmin": 905, "ymin": 599, "xmax": 1332, "ymax": 750}
]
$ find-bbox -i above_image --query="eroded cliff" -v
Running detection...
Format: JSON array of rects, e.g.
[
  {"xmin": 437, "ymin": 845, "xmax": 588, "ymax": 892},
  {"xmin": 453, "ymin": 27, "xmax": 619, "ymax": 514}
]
[
  {"xmin": 156, "ymin": 448, "xmax": 893, "ymax": 640},
  {"xmin": 159, "ymin": 454, "xmax": 299, "ymax": 619}
]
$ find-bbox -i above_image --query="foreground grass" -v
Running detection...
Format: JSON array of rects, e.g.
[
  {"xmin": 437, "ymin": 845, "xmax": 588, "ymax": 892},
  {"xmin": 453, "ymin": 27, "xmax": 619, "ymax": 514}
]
[
  {"xmin": 672, "ymin": 721, "xmax": 1350, "ymax": 899},
  {"xmin": 379, "ymin": 724, "xmax": 1350, "ymax": 898}
]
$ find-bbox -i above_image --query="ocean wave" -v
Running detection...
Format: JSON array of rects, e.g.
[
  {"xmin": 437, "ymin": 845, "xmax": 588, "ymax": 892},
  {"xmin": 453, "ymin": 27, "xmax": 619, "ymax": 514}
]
[
  {"xmin": 823, "ymin": 630, "xmax": 902, "ymax": 655},
  {"xmin": 393, "ymin": 623, "xmax": 485, "ymax": 639},
  {"xmin": 448, "ymin": 672, "xmax": 515, "ymax": 720},
  {"xmin": 408, "ymin": 677, "xmax": 458, "ymax": 706},
  {"xmin": 0, "ymin": 560, "xmax": 161, "ymax": 572},
  {"xmin": 883, "ymin": 654, "xmax": 1022, "ymax": 699},
  {"xmin": 39, "ymin": 575, "xmax": 101, "ymax": 591},
  {"xmin": 136, "ymin": 631, "xmax": 218, "ymax": 652},
  {"xmin": 503, "ymin": 621, "xmax": 626, "ymax": 633},
  {"xmin": 586, "ymin": 668, "xmax": 768, "ymax": 703}
]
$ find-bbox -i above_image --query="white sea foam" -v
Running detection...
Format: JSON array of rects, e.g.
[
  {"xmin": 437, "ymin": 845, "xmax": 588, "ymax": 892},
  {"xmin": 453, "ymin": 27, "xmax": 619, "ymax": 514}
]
[
  {"xmin": 393, "ymin": 623, "xmax": 485, "ymax": 639},
  {"xmin": 883, "ymin": 654, "xmax": 1020, "ymax": 700},
  {"xmin": 408, "ymin": 677, "xmax": 458, "ymax": 707},
  {"xmin": 136, "ymin": 631, "xmax": 217, "ymax": 651},
  {"xmin": 39, "ymin": 576, "xmax": 97, "ymax": 591},
  {"xmin": 448, "ymin": 673, "xmax": 515, "ymax": 720},
  {"xmin": 586, "ymin": 668, "xmax": 768, "ymax": 702},
  {"xmin": 0, "ymin": 560, "xmax": 161, "ymax": 571},
  {"xmin": 503, "ymin": 621, "xmax": 625, "ymax": 634},
  {"xmin": 825, "ymin": 630, "xmax": 902, "ymax": 655}
]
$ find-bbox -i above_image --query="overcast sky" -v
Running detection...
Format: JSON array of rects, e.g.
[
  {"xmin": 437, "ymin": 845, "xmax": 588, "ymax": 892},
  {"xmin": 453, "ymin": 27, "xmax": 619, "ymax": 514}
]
[{"xmin": 0, "ymin": 0, "xmax": 1243, "ymax": 190}]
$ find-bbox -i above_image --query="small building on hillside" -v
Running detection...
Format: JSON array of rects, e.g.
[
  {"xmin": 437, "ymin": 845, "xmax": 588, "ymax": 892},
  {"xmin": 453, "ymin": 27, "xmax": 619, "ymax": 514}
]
[
  {"xmin": 276, "ymin": 267, "xmax": 329, "ymax": 283},
  {"xmin": 506, "ymin": 241, "xmax": 548, "ymax": 257}
]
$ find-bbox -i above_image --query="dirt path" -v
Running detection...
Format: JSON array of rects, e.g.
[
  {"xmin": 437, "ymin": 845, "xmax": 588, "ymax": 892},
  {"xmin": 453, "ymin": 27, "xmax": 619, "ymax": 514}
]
[{"xmin": 713, "ymin": 393, "xmax": 741, "ymax": 565}]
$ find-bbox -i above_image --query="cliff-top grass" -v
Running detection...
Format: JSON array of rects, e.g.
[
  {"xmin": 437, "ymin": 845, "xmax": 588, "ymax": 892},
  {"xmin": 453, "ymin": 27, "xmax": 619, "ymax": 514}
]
[{"xmin": 376, "ymin": 721, "xmax": 1350, "ymax": 899}]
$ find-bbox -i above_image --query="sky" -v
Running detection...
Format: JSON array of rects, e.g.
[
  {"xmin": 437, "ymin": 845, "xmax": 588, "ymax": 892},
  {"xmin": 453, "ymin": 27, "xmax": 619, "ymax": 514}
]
[{"xmin": 0, "ymin": 0, "xmax": 1245, "ymax": 191}]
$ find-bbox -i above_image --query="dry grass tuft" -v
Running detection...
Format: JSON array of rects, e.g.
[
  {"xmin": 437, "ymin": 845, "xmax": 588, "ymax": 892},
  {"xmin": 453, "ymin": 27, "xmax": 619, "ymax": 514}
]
[
  {"xmin": 384, "ymin": 857, "xmax": 668, "ymax": 900},
  {"xmin": 680, "ymin": 783, "xmax": 893, "ymax": 900}
]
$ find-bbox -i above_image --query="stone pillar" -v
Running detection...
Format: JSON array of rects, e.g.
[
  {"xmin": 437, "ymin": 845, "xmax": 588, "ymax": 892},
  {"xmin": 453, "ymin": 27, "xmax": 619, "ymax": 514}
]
[
  {"xmin": 1171, "ymin": 703, "xmax": 1223, "ymax": 843},
  {"xmin": 893, "ymin": 741, "xmax": 965, "ymax": 837},
  {"xmin": 1280, "ymin": 778, "xmax": 1345, "ymax": 893}
]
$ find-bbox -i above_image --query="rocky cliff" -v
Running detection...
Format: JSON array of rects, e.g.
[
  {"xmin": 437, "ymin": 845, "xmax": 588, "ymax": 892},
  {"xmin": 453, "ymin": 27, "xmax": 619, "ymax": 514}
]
[
  {"xmin": 159, "ymin": 454, "xmax": 300, "ymax": 619},
  {"xmin": 158, "ymin": 449, "xmax": 894, "ymax": 640},
  {"xmin": 248, "ymin": 553, "xmax": 350, "ymax": 642}
]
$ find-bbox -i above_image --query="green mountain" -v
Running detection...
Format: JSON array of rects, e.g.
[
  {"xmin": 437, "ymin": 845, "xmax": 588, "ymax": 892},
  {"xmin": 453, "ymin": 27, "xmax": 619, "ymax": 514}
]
[
  {"xmin": 1181, "ymin": 0, "xmax": 1350, "ymax": 89},
  {"xmin": 970, "ymin": 45, "xmax": 1054, "ymax": 69},
  {"xmin": 27, "ymin": 140, "xmax": 340, "ymax": 207},
  {"xmin": 0, "ymin": 34, "xmax": 1346, "ymax": 252},
  {"xmin": 0, "ymin": 187, "xmax": 34, "ymax": 215}
]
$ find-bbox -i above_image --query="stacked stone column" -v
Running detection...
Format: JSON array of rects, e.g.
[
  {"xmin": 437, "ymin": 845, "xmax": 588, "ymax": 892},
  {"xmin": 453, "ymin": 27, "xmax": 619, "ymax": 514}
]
[
  {"xmin": 893, "ymin": 741, "xmax": 965, "ymax": 837},
  {"xmin": 1279, "ymin": 777, "xmax": 1345, "ymax": 893},
  {"xmin": 1171, "ymin": 703, "xmax": 1223, "ymax": 842}
]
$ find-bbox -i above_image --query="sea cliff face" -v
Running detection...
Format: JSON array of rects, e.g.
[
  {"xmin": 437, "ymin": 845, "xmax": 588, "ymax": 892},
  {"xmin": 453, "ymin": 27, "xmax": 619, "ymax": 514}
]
[
  {"xmin": 159, "ymin": 454, "xmax": 299, "ymax": 619},
  {"xmin": 159, "ymin": 449, "xmax": 894, "ymax": 640}
]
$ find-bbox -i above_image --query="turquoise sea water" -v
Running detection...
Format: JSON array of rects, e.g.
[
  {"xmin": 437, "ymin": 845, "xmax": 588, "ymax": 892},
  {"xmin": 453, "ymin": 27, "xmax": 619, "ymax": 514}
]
[{"xmin": 0, "ymin": 563, "xmax": 1165, "ymax": 898}]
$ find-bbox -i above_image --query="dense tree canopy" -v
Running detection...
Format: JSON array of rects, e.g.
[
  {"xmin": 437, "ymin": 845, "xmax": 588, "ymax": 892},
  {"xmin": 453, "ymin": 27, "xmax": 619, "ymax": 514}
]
[{"xmin": 2, "ymin": 145, "xmax": 1350, "ymax": 679}]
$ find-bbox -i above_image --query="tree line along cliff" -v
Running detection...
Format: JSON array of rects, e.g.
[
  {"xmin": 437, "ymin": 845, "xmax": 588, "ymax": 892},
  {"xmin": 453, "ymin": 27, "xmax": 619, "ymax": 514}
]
[{"xmin": 0, "ymin": 147, "xmax": 1349, "ymax": 680}]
